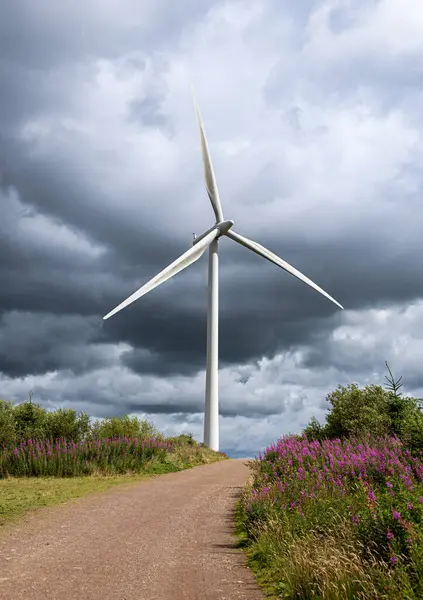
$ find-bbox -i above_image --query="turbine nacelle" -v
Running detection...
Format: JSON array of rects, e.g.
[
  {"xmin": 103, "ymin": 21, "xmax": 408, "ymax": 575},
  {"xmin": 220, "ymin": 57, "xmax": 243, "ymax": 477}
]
[{"xmin": 192, "ymin": 219, "xmax": 234, "ymax": 246}]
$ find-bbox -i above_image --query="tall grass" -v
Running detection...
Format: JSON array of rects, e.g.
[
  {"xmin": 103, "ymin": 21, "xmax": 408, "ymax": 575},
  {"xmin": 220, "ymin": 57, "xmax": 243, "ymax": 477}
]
[
  {"xmin": 0, "ymin": 436, "xmax": 174, "ymax": 478},
  {"xmin": 238, "ymin": 434, "xmax": 423, "ymax": 599}
]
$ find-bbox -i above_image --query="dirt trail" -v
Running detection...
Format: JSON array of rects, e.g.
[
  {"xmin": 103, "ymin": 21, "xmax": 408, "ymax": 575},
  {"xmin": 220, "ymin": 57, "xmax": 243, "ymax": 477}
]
[{"xmin": 0, "ymin": 459, "xmax": 264, "ymax": 599}]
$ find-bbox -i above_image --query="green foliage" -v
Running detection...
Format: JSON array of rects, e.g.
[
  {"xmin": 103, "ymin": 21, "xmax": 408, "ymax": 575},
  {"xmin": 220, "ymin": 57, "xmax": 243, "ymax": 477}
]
[
  {"xmin": 0, "ymin": 397, "xmax": 161, "ymax": 449},
  {"xmin": 166, "ymin": 432, "xmax": 196, "ymax": 447},
  {"xmin": 303, "ymin": 415, "xmax": 326, "ymax": 442},
  {"xmin": 45, "ymin": 408, "xmax": 91, "ymax": 443},
  {"xmin": 0, "ymin": 399, "xmax": 16, "ymax": 447},
  {"xmin": 1, "ymin": 399, "xmax": 91, "ymax": 446},
  {"xmin": 90, "ymin": 415, "xmax": 160, "ymax": 440},
  {"xmin": 397, "ymin": 402, "xmax": 423, "ymax": 456},
  {"xmin": 0, "ymin": 397, "xmax": 228, "ymax": 482},
  {"xmin": 325, "ymin": 383, "xmax": 392, "ymax": 439},
  {"xmin": 384, "ymin": 361, "xmax": 403, "ymax": 397},
  {"xmin": 304, "ymin": 363, "xmax": 423, "ymax": 455},
  {"xmin": 13, "ymin": 400, "xmax": 48, "ymax": 441}
]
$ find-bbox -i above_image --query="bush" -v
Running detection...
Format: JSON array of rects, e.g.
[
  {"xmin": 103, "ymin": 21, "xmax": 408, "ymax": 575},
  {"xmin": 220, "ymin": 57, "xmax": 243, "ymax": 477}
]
[
  {"xmin": 0, "ymin": 400, "xmax": 16, "ymax": 447},
  {"xmin": 398, "ymin": 403, "xmax": 423, "ymax": 456},
  {"xmin": 45, "ymin": 408, "xmax": 91, "ymax": 443},
  {"xmin": 325, "ymin": 383, "xmax": 393, "ymax": 439},
  {"xmin": 0, "ymin": 398, "xmax": 163, "ymax": 449},
  {"xmin": 90, "ymin": 415, "xmax": 160, "ymax": 440},
  {"xmin": 303, "ymin": 416, "xmax": 326, "ymax": 442},
  {"xmin": 166, "ymin": 433, "xmax": 196, "ymax": 447},
  {"xmin": 304, "ymin": 370, "xmax": 423, "ymax": 455},
  {"xmin": 1, "ymin": 399, "xmax": 92, "ymax": 446},
  {"xmin": 0, "ymin": 399, "xmax": 227, "ymax": 479},
  {"xmin": 13, "ymin": 401, "xmax": 48, "ymax": 442}
]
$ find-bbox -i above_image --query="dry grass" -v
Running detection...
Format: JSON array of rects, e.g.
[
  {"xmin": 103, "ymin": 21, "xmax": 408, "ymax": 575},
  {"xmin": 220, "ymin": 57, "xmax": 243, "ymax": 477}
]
[{"xmin": 246, "ymin": 516, "xmax": 405, "ymax": 600}]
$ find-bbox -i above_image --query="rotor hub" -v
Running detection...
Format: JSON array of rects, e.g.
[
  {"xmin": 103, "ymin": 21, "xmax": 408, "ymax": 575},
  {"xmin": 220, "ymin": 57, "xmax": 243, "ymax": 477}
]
[{"xmin": 216, "ymin": 219, "xmax": 234, "ymax": 237}]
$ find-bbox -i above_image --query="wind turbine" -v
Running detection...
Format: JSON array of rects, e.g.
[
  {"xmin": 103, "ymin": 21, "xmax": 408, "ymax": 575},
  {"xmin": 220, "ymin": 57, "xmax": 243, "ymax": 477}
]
[{"xmin": 103, "ymin": 93, "xmax": 344, "ymax": 452}]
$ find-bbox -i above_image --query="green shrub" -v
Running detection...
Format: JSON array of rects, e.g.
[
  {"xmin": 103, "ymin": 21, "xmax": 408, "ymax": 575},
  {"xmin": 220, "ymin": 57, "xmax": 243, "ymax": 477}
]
[
  {"xmin": 304, "ymin": 363, "xmax": 423, "ymax": 455},
  {"xmin": 166, "ymin": 433, "xmax": 196, "ymax": 447},
  {"xmin": 13, "ymin": 401, "xmax": 48, "ymax": 442},
  {"xmin": 0, "ymin": 400, "xmax": 16, "ymax": 447},
  {"xmin": 89, "ymin": 415, "xmax": 160, "ymax": 440},
  {"xmin": 303, "ymin": 416, "xmax": 327, "ymax": 442},
  {"xmin": 44, "ymin": 408, "xmax": 91, "ymax": 443},
  {"xmin": 325, "ymin": 383, "xmax": 392, "ymax": 439},
  {"xmin": 398, "ymin": 403, "xmax": 423, "ymax": 456}
]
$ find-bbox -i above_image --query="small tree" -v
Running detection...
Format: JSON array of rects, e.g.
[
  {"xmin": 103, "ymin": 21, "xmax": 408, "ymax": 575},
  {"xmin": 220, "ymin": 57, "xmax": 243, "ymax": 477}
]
[
  {"xmin": 384, "ymin": 361, "xmax": 403, "ymax": 397},
  {"xmin": 45, "ymin": 408, "xmax": 91, "ymax": 443},
  {"xmin": 383, "ymin": 361, "xmax": 407, "ymax": 436},
  {"xmin": 13, "ymin": 400, "xmax": 48, "ymax": 441}
]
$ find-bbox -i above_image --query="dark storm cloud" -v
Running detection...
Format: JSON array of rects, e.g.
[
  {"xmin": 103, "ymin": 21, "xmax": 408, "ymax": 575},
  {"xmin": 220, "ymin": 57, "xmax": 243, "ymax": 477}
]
[
  {"xmin": 1, "ymin": 0, "xmax": 423, "ymax": 397},
  {"xmin": 0, "ymin": 129, "xmax": 350, "ymax": 379},
  {"xmin": 2, "ymin": 132, "xmax": 423, "ymax": 381},
  {"xmin": 0, "ymin": 312, "xmax": 109, "ymax": 378}
]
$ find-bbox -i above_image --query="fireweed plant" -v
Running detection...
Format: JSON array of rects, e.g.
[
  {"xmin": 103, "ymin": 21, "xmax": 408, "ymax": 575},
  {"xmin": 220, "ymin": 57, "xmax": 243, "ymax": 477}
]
[
  {"xmin": 240, "ymin": 434, "xmax": 423, "ymax": 598},
  {"xmin": 0, "ymin": 436, "xmax": 174, "ymax": 477}
]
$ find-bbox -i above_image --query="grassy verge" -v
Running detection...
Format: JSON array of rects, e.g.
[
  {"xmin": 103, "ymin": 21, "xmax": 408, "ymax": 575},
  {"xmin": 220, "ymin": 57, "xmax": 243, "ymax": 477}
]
[
  {"xmin": 0, "ymin": 473, "xmax": 152, "ymax": 527},
  {"xmin": 0, "ymin": 445, "xmax": 227, "ymax": 528},
  {"xmin": 234, "ymin": 478, "xmax": 282, "ymax": 600}
]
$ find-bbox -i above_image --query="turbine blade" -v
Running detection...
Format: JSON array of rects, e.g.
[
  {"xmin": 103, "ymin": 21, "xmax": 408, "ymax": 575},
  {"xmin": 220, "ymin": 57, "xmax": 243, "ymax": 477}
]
[
  {"xmin": 104, "ymin": 228, "xmax": 219, "ymax": 320},
  {"xmin": 191, "ymin": 88, "xmax": 224, "ymax": 222},
  {"xmin": 226, "ymin": 229, "xmax": 343, "ymax": 310}
]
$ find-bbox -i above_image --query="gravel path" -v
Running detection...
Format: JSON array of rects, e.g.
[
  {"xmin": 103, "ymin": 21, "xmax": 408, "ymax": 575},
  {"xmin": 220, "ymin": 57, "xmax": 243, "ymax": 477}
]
[{"xmin": 0, "ymin": 459, "xmax": 264, "ymax": 599}]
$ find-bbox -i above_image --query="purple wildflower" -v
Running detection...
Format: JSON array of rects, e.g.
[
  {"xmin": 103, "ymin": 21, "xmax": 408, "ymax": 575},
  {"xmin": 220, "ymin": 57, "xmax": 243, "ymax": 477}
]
[{"xmin": 367, "ymin": 490, "xmax": 376, "ymax": 502}]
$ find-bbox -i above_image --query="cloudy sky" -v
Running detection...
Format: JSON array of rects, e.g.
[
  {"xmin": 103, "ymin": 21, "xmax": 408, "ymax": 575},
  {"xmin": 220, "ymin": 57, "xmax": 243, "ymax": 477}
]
[{"xmin": 1, "ymin": 0, "xmax": 423, "ymax": 457}]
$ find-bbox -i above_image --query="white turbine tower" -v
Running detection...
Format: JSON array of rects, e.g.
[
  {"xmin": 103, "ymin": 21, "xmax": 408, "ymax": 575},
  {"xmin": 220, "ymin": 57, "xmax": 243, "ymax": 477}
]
[{"xmin": 103, "ymin": 93, "xmax": 344, "ymax": 451}]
